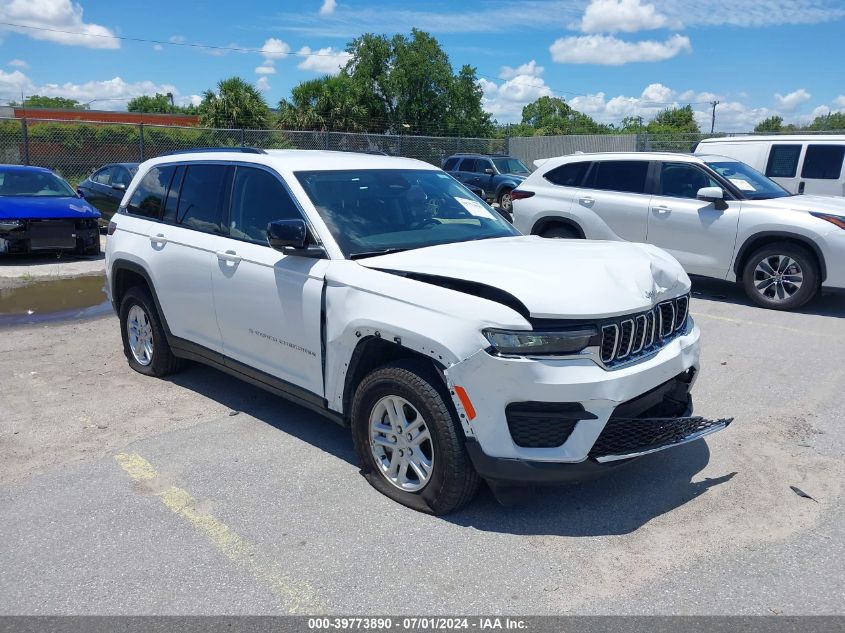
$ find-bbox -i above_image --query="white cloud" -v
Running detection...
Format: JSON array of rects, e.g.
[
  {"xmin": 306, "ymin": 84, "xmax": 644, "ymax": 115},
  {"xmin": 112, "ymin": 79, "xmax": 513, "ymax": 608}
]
[
  {"xmin": 0, "ymin": 0, "xmax": 119, "ymax": 49},
  {"xmin": 550, "ymin": 33, "xmax": 691, "ymax": 65},
  {"xmin": 296, "ymin": 46, "xmax": 352, "ymax": 74},
  {"xmin": 499, "ymin": 60, "xmax": 543, "ymax": 80},
  {"xmin": 168, "ymin": 35, "xmax": 185, "ymax": 44},
  {"xmin": 319, "ymin": 0, "xmax": 337, "ymax": 15},
  {"xmin": 479, "ymin": 74, "xmax": 554, "ymax": 122},
  {"xmin": 835, "ymin": 96, "xmax": 845, "ymax": 108},
  {"xmin": 260, "ymin": 37, "xmax": 291, "ymax": 60},
  {"xmin": 774, "ymin": 88, "xmax": 811, "ymax": 111},
  {"xmin": 579, "ymin": 0, "xmax": 671, "ymax": 33},
  {"xmin": 256, "ymin": 77, "xmax": 271, "ymax": 92},
  {"xmin": 8, "ymin": 58, "xmax": 28, "ymax": 68},
  {"xmin": 255, "ymin": 64, "xmax": 276, "ymax": 75},
  {"xmin": 152, "ymin": 44, "xmax": 163, "ymax": 52}
]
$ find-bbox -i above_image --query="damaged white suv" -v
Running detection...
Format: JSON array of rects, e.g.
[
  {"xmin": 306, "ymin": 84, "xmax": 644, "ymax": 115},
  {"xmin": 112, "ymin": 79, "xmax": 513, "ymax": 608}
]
[{"xmin": 106, "ymin": 149, "xmax": 727, "ymax": 514}]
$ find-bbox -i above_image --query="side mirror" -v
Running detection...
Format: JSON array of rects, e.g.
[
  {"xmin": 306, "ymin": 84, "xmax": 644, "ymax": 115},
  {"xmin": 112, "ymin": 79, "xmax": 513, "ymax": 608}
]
[
  {"xmin": 267, "ymin": 219, "xmax": 326, "ymax": 258},
  {"xmin": 697, "ymin": 186, "xmax": 728, "ymax": 210},
  {"xmin": 484, "ymin": 168, "xmax": 495, "ymax": 175},
  {"xmin": 111, "ymin": 183, "xmax": 127, "ymax": 192}
]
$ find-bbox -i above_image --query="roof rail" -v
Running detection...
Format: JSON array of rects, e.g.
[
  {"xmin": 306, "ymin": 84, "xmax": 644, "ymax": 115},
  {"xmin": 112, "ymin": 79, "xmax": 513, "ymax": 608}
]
[{"xmin": 161, "ymin": 147, "xmax": 267, "ymax": 156}]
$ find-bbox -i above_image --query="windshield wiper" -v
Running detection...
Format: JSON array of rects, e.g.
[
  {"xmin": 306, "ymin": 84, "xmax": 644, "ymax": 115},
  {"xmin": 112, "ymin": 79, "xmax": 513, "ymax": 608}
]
[{"xmin": 350, "ymin": 247, "xmax": 411, "ymax": 260}]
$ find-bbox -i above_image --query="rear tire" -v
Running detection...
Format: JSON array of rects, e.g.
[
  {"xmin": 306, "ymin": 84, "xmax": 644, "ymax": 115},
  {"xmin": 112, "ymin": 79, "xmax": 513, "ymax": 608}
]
[
  {"xmin": 741, "ymin": 242, "xmax": 819, "ymax": 310},
  {"xmin": 351, "ymin": 359, "xmax": 480, "ymax": 514},
  {"xmin": 541, "ymin": 224, "xmax": 580, "ymax": 239},
  {"xmin": 119, "ymin": 286, "xmax": 182, "ymax": 376},
  {"xmin": 498, "ymin": 188, "xmax": 513, "ymax": 213}
]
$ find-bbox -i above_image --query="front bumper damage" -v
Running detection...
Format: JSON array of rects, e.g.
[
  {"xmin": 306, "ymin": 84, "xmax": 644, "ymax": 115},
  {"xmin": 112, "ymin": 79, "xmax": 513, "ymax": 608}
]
[
  {"xmin": 0, "ymin": 218, "xmax": 99, "ymax": 255},
  {"xmin": 445, "ymin": 320, "xmax": 732, "ymax": 484}
]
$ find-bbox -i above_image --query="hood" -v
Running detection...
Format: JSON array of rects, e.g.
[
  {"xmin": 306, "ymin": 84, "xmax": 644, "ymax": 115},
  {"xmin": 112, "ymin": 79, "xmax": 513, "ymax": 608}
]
[
  {"xmin": 357, "ymin": 236, "xmax": 690, "ymax": 320},
  {"xmin": 749, "ymin": 194, "xmax": 845, "ymax": 215},
  {"xmin": 0, "ymin": 196, "xmax": 100, "ymax": 220}
]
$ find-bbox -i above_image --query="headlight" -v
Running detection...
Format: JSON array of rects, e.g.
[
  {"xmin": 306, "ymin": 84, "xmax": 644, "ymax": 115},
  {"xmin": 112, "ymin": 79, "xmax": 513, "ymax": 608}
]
[{"xmin": 483, "ymin": 327, "xmax": 598, "ymax": 356}]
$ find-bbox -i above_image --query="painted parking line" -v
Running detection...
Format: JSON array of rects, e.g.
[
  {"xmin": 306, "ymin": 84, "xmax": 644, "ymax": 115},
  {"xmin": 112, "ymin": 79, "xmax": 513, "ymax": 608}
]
[{"xmin": 114, "ymin": 452, "xmax": 325, "ymax": 614}]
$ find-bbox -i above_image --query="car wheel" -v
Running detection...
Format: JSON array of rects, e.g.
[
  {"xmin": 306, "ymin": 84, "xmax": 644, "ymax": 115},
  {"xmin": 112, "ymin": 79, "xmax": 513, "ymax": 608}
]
[
  {"xmin": 741, "ymin": 242, "xmax": 819, "ymax": 310},
  {"xmin": 541, "ymin": 225, "xmax": 580, "ymax": 239},
  {"xmin": 119, "ymin": 286, "xmax": 182, "ymax": 376},
  {"xmin": 498, "ymin": 189, "xmax": 513, "ymax": 213},
  {"xmin": 351, "ymin": 359, "xmax": 480, "ymax": 514}
]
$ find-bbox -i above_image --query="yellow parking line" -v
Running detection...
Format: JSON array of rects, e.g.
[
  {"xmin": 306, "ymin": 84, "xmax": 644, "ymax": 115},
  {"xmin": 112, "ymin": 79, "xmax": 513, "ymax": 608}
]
[
  {"xmin": 115, "ymin": 453, "xmax": 325, "ymax": 614},
  {"xmin": 691, "ymin": 311, "xmax": 822, "ymax": 337}
]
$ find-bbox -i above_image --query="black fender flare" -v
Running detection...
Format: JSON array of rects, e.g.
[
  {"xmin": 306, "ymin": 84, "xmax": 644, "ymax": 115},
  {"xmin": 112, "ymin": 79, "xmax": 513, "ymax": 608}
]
[{"xmin": 110, "ymin": 258, "xmax": 173, "ymax": 336}]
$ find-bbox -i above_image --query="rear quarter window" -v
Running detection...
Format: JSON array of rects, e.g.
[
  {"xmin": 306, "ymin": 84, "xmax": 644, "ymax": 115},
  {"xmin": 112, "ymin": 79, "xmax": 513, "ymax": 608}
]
[
  {"xmin": 766, "ymin": 145, "xmax": 801, "ymax": 178},
  {"xmin": 443, "ymin": 157, "xmax": 459, "ymax": 171},
  {"xmin": 127, "ymin": 166, "xmax": 175, "ymax": 219},
  {"xmin": 544, "ymin": 162, "xmax": 590, "ymax": 187}
]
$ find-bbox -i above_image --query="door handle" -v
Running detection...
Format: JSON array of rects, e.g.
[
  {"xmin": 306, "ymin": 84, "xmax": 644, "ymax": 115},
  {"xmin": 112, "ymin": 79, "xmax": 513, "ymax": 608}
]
[
  {"xmin": 150, "ymin": 233, "xmax": 168, "ymax": 244},
  {"xmin": 216, "ymin": 250, "xmax": 242, "ymax": 263},
  {"xmin": 579, "ymin": 196, "xmax": 595, "ymax": 206},
  {"xmin": 652, "ymin": 206, "xmax": 672, "ymax": 215}
]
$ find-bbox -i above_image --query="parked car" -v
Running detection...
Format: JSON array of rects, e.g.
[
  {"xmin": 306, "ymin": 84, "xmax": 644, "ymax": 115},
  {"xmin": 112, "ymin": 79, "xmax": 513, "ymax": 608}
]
[
  {"xmin": 695, "ymin": 135, "xmax": 845, "ymax": 197},
  {"xmin": 106, "ymin": 149, "xmax": 725, "ymax": 514},
  {"xmin": 512, "ymin": 152, "xmax": 845, "ymax": 310},
  {"xmin": 0, "ymin": 165, "xmax": 101, "ymax": 256},
  {"xmin": 77, "ymin": 162, "xmax": 139, "ymax": 224},
  {"xmin": 442, "ymin": 153, "xmax": 531, "ymax": 215}
]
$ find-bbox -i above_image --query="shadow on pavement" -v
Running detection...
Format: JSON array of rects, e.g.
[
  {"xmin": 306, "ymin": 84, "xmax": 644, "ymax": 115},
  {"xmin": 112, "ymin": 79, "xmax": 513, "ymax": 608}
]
[
  {"xmin": 690, "ymin": 275, "xmax": 845, "ymax": 318},
  {"xmin": 170, "ymin": 362, "xmax": 735, "ymax": 536}
]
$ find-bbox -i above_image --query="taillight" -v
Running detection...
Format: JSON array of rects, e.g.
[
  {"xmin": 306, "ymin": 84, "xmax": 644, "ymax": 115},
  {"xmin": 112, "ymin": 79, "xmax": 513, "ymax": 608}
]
[
  {"xmin": 810, "ymin": 212, "xmax": 845, "ymax": 230},
  {"xmin": 510, "ymin": 190, "xmax": 535, "ymax": 201},
  {"xmin": 107, "ymin": 221, "xmax": 117, "ymax": 235}
]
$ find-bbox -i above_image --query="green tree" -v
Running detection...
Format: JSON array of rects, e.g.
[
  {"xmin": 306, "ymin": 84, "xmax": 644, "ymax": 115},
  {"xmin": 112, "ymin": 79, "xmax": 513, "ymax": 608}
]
[
  {"xmin": 278, "ymin": 75, "xmax": 369, "ymax": 131},
  {"xmin": 199, "ymin": 77, "xmax": 270, "ymax": 129},
  {"xmin": 127, "ymin": 93, "xmax": 197, "ymax": 114},
  {"xmin": 519, "ymin": 96, "xmax": 609, "ymax": 135},
  {"xmin": 754, "ymin": 115, "xmax": 783, "ymax": 133},
  {"xmin": 646, "ymin": 105, "xmax": 700, "ymax": 133},
  {"xmin": 807, "ymin": 112, "xmax": 845, "ymax": 131},
  {"xmin": 15, "ymin": 95, "xmax": 87, "ymax": 109},
  {"xmin": 444, "ymin": 65, "xmax": 493, "ymax": 137}
]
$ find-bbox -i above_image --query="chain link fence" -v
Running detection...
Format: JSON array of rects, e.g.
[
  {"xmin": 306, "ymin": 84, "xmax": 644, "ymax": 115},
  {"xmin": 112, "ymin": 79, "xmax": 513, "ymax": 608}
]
[{"xmin": 3, "ymin": 116, "xmax": 842, "ymax": 187}]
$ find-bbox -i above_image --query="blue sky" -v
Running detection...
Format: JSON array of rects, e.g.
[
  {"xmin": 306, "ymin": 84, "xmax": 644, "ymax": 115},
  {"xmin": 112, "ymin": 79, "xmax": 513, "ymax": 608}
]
[{"xmin": 1, "ymin": 0, "xmax": 844, "ymax": 131}]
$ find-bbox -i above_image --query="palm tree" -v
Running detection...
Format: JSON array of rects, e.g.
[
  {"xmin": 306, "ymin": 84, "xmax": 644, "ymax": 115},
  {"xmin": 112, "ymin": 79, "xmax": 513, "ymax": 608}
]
[{"xmin": 199, "ymin": 77, "xmax": 271, "ymax": 129}]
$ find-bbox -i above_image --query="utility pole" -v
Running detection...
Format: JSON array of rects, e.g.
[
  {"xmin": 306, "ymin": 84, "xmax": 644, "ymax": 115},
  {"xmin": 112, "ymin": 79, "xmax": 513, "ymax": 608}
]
[{"xmin": 710, "ymin": 100, "xmax": 720, "ymax": 134}]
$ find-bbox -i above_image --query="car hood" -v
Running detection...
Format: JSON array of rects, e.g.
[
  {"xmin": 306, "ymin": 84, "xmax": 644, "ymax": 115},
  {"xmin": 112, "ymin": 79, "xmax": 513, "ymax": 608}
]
[
  {"xmin": 749, "ymin": 194, "xmax": 845, "ymax": 215},
  {"xmin": 357, "ymin": 236, "xmax": 690, "ymax": 320},
  {"xmin": 0, "ymin": 196, "xmax": 100, "ymax": 220}
]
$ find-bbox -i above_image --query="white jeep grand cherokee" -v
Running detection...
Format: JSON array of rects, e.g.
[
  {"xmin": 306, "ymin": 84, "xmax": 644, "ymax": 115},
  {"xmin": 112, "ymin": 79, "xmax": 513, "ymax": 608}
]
[{"xmin": 106, "ymin": 149, "xmax": 725, "ymax": 514}]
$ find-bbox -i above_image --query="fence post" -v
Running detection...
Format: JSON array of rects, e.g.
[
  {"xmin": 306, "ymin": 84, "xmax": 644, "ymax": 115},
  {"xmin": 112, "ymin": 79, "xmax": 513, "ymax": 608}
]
[
  {"xmin": 20, "ymin": 118, "xmax": 30, "ymax": 165},
  {"xmin": 240, "ymin": 128, "xmax": 246, "ymax": 146},
  {"xmin": 324, "ymin": 130, "xmax": 330, "ymax": 150},
  {"xmin": 504, "ymin": 124, "xmax": 511, "ymax": 156},
  {"xmin": 635, "ymin": 132, "xmax": 641, "ymax": 152},
  {"xmin": 138, "ymin": 122, "xmax": 145, "ymax": 161}
]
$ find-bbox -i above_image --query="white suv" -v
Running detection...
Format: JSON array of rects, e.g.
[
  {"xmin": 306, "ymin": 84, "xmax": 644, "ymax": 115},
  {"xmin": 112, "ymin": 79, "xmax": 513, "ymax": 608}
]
[
  {"xmin": 106, "ymin": 149, "xmax": 724, "ymax": 514},
  {"xmin": 512, "ymin": 152, "xmax": 845, "ymax": 310}
]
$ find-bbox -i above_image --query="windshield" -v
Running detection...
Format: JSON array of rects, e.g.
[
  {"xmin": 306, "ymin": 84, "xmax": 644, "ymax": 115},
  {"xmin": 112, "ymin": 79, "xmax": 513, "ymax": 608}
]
[
  {"xmin": 705, "ymin": 160, "xmax": 790, "ymax": 200},
  {"xmin": 296, "ymin": 169, "xmax": 520, "ymax": 258},
  {"xmin": 0, "ymin": 169, "xmax": 77, "ymax": 198},
  {"xmin": 493, "ymin": 158, "xmax": 530, "ymax": 175}
]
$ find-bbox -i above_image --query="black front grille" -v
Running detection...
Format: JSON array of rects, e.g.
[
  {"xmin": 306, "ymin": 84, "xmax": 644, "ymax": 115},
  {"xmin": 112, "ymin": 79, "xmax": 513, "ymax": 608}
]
[
  {"xmin": 589, "ymin": 416, "xmax": 721, "ymax": 459},
  {"xmin": 600, "ymin": 294, "xmax": 690, "ymax": 367},
  {"xmin": 506, "ymin": 402, "xmax": 595, "ymax": 448}
]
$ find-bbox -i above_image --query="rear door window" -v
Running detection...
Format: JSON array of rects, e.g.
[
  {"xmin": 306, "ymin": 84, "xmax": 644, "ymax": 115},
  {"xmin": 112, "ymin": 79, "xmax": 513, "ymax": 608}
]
[
  {"xmin": 801, "ymin": 145, "xmax": 845, "ymax": 179},
  {"xmin": 765, "ymin": 145, "xmax": 801, "ymax": 178},
  {"xmin": 458, "ymin": 158, "xmax": 477, "ymax": 172},
  {"xmin": 228, "ymin": 167, "xmax": 302, "ymax": 245},
  {"xmin": 174, "ymin": 164, "xmax": 232, "ymax": 234},
  {"xmin": 585, "ymin": 161, "xmax": 649, "ymax": 194},
  {"xmin": 127, "ymin": 166, "xmax": 175, "ymax": 219},
  {"xmin": 545, "ymin": 162, "xmax": 590, "ymax": 187}
]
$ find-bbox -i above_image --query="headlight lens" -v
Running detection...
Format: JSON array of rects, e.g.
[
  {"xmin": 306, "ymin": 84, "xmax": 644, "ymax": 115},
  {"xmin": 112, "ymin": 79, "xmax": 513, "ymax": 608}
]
[{"xmin": 483, "ymin": 327, "xmax": 598, "ymax": 356}]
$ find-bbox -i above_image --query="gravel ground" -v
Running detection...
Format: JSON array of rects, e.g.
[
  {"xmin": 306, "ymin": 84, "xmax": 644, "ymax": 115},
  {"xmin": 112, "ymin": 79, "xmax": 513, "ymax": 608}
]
[{"xmin": 0, "ymin": 277, "xmax": 843, "ymax": 615}]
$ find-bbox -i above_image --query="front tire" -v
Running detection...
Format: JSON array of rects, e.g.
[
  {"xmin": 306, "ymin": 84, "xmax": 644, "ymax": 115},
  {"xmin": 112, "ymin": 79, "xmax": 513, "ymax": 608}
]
[
  {"xmin": 741, "ymin": 242, "xmax": 819, "ymax": 310},
  {"xmin": 351, "ymin": 360, "xmax": 480, "ymax": 514},
  {"xmin": 119, "ymin": 286, "xmax": 182, "ymax": 376}
]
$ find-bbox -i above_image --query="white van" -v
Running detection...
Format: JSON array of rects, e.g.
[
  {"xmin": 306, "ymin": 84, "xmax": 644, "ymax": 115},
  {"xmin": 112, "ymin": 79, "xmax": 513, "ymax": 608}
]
[{"xmin": 695, "ymin": 135, "xmax": 845, "ymax": 197}]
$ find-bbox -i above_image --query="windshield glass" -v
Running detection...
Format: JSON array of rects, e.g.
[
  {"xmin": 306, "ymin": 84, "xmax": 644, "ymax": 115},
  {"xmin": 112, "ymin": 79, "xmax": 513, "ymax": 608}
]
[
  {"xmin": 705, "ymin": 160, "xmax": 790, "ymax": 200},
  {"xmin": 493, "ymin": 158, "xmax": 530, "ymax": 175},
  {"xmin": 296, "ymin": 169, "xmax": 520, "ymax": 258},
  {"xmin": 0, "ymin": 169, "xmax": 77, "ymax": 198}
]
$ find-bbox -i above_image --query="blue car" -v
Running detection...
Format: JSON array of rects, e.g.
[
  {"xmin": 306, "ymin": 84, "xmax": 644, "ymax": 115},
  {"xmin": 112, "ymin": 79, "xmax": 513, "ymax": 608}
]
[{"xmin": 0, "ymin": 165, "xmax": 101, "ymax": 256}]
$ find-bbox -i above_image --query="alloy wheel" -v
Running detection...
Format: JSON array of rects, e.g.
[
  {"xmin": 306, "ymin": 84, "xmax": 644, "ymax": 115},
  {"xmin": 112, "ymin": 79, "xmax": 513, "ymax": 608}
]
[
  {"xmin": 369, "ymin": 395, "xmax": 435, "ymax": 492},
  {"xmin": 753, "ymin": 254, "xmax": 804, "ymax": 302},
  {"xmin": 127, "ymin": 304, "xmax": 154, "ymax": 366}
]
